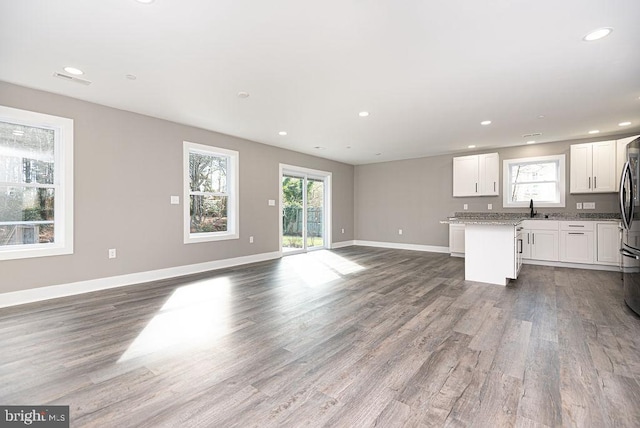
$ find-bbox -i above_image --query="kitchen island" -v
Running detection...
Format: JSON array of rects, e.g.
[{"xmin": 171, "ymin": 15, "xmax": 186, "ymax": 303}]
[{"xmin": 441, "ymin": 218, "xmax": 523, "ymax": 285}]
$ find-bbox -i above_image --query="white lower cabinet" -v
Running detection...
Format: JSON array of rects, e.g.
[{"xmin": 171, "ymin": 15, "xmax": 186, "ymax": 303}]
[
  {"xmin": 530, "ymin": 230, "xmax": 559, "ymax": 261},
  {"xmin": 560, "ymin": 221, "xmax": 594, "ymax": 264},
  {"xmin": 596, "ymin": 222, "xmax": 620, "ymax": 265},
  {"xmin": 450, "ymin": 219, "xmax": 620, "ymax": 268},
  {"xmin": 521, "ymin": 221, "xmax": 559, "ymax": 262},
  {"xmin": 449, "ymin": 224, "xmax": 465, "ymax": 255}
]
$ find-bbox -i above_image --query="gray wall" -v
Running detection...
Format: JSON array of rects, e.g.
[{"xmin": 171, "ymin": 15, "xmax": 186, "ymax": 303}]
[
  {"xmin": 0, "ymin": 82, "xmax": 354, "ymax": 293},
  {"xmin": 355, "ymin": 138, "xmax": 625, "ymax": 247}
]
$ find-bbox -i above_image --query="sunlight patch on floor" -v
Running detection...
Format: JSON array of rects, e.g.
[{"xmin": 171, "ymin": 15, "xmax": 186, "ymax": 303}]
[
  {"xmin": 118, "ymin": 277, "xmax": 231, "ymax": 363},
  {"xmin": 283, "ymin": 250, "xmax": 365, "ymax": 286}
]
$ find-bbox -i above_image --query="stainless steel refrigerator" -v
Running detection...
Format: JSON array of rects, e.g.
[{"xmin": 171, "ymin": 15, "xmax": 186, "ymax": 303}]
[{"xmin": 619, "ymin": 136, "xmax": 640, "ymax": 315}]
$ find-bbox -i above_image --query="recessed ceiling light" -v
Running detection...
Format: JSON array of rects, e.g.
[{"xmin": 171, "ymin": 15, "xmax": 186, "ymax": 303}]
[
  {"xmin": 619, "ymin": 121, "xmax": 632, "ymax": 126},
  {"xmin": 588, "ymin": 130, "xmax": 600, "ymax": 134},
  {"xmin": 480, "ymin": 120, "xmax": 491, "ymax": 126},
  {"xmin": 278, "ymin": 131, "xmax": 287, "ymax": 136},
  {"xmin": 125, "ymin": 74, "xmax": 137, "ymax": 80},
  {"xmin": 468, "ymin": 145, "xmax": 476, "ymax": 149},
  {"xmin": 237, "ymin": 91, "xmax": 249, "ymax": 99},
  {"xmin": 583, "ymin": 27, "xmax": 613, "ymax": 42},
  {"xmin": 538, "ymin": 115, "xmax": 545, "ymax": 119},
  {"xmin": 12, "ymin": 130, "xmax": 24, "ymax": 136},
  {"xmin": 63, "ymin": 66, "xmax": 84, "ymax": 75},
  {"xmin": 526, "ymin": 141, "xmax": 536, "ymax": 145},
  {"xmin": 359, "ymin": 111, "xmax": 369, "ymax": 117}
]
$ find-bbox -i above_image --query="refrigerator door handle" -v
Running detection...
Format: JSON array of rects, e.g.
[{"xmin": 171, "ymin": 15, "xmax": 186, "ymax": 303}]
[
  {"xmin": 620, "ymin": 161, "xmax": 633, "ymax": 230},
  {"xmin": 620, "ymin": 248, "xmax": 640, "ymax": 259}
]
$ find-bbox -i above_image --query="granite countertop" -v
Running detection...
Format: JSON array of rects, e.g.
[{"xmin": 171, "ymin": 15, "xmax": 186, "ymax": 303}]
[
  {"xmin": 440, "ymin": 218, "xmax": 523, "ymax": 226},
  {"xmin": 441, "ymin": 212, "xmax": 621, "ymax": 225}
]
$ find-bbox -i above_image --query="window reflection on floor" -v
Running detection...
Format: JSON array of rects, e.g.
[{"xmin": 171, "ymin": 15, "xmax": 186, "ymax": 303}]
[
  {"xmin": 282, "ymin": 250, "xmax": 365, "ymax": 286},
  {"xmin": 118, "ymin": 277, "xmax": 231, "ymax": 363},
  {"xmin": 118, "ymin": 251, "xmax": 365, "ymax": 363}
]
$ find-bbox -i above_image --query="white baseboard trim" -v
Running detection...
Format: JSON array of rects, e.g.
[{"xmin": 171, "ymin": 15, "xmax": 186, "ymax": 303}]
[
  {"xmin": 522, "ymin": 259, "xmax": 620, "ymax": 272},
  {"xmin": 353, "ymin": 240, "xmax": 450, "ymax": 254},
  {"xmin": 446, "ymin": 254, "xmax": 620, "ymax": 272},
  {"xmin": 331, "ymin": 240, "xmax": 355, "ymax": 249},
  {"xmin": 0, "ymin": 251, "xmax": 282, "ymax": 309}
]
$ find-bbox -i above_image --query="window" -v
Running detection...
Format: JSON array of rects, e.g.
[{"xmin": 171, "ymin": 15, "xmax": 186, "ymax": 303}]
[
  {"xmin": 503, "ymin": 154, "xmax": 566, "ymax": 208},
  {"xmin": 0, "ymin": 105, "xmax": 73, "ymax": 260},
  {"xmin": 183, "ymin": 141, "xmax": 239, "ymax": 243}
]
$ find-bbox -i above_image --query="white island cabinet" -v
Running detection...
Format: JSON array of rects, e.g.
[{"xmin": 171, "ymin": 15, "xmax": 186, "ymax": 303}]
[
  {"xmin": 464, "ymin": 223, "xmax": 523, "ymax": 285},
  {"xmin": 443, "ymin": 219, "xmax": 523, "ymax": 286}
]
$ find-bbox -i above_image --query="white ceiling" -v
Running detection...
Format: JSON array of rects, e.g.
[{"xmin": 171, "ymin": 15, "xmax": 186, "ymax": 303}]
[{"xmin": 1, "ymin": 0, "xmax": 639, "ymax": 165}]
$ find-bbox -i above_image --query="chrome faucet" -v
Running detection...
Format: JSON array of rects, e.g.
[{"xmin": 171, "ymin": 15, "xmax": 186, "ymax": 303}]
[{"xmin": 529, "ymin": 199, "xmax": 537, "ymax": 218}]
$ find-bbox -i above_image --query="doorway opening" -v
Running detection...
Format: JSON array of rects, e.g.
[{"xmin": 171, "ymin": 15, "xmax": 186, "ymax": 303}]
[{"xmin": 280, "ymin": 164, "xmax": 331, "ymax": 255}]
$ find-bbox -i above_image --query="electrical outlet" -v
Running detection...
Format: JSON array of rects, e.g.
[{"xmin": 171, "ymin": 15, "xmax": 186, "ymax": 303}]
[
  {"xmin": 398, "ymin": 229, "xmax": 403, "ymax": 235},
  {"xmin": 341, "ymin": 228, "xmax": 345, "ymax": 234},
  {"xmin": 249, "ymin": 236, "xmax": 254, "ymax": 243},
  {"xmin": 170, "ymin": 196, "xmax": 179, "ymax": 205},
  {"xmin": 488, "ymin": 204, "xmax": 492, "ymax": 210},
  {"xmin": 584, "ymin": 202, "xmax": 596, "ymax": 209},
  {"xmin": 108, "ymin": 248, "xmax": 116, "ymax": 259},
  {"xmin": 463, "ymin": 204, "xmax": 468, "ymax": 210},
  {"xmin": 576, "ymin": 202, "xmax": 583, "ymax": 209}
]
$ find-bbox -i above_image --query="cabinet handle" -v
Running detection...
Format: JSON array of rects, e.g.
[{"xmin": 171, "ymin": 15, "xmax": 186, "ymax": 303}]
[
  {"xmin": 518, "ymin": 239, "xmax": 523, "ymax": 254},
  {"xmin": 494, "ymin": 182, "xmax": 496, "ymax": 192},
  {"xmin": 589, "ymin": 177, "xmax": 591, "ymax": 189},
  {"xmin": 527, "ymin": 233, "xmax": 530, "ymax": 244},
  {"xmin": 476, "ymin": 183, "xmax": 478, "ymax": 193},
  {"xmin": 568, "ymin": 225, "xmax": 584, "ymax": 227},
  {"xmin": 568, "ymin": 232, "xmax": 585, "ymax": 235},
  {"xmin": 594, "ymin": 176, "xmax": 597, "ymax": 189},
  {"xmin": 532, "ymin": 233, "xmax": 535, "ymax": 245}
]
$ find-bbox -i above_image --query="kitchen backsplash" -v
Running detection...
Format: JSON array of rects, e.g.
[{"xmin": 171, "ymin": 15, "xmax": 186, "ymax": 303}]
[{"xmin": 453, "ymin": 211, "xmax": 620, "ymax": 220}]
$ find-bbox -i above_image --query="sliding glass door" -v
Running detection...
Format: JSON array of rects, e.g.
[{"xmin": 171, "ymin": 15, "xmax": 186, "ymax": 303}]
[{"xmin": 281, "ymin": 166, "xmax": 331, "ymax": 254}]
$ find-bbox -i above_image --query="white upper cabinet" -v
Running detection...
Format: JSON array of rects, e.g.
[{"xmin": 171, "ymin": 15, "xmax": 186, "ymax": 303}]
[
  {"xmin": 616, "ymin": 135, "xmax": 640, "ymax": 190},
  {"xmin": 453, "ymin": 153, "xmax": 499, "ymax": 197},
  {"xmin": 570, "ymin": 141, "xmax": 616, "ymax": 193}
]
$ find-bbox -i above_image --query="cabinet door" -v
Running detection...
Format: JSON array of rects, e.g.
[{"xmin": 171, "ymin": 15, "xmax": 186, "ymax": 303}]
[
  {"xmin": 453, "ymin": 155, "xmax": 479, "ymax": 197},
  {"xmin": 592, "ymin": 140, "xmax": 616, "ymax": 193},
  {"xmin": 479, "ymin": 153, "xmax": 499, "ymax": 195},
  {"xmin": 531, "ymin": 230, "xmax": 559, "ymax": 261},
  {"xmin": 560, "ymin": 231, "xmax": 594, "ymax": 263},
  {"xmin": 570, "ymin": 143, "xmax": 593, "ymax": 193},
  {"xmin": 449, "ymin": 224, "xmax": 465, "ymax": 254},
  {"xmin": 596, "ymin": 223, "xmax": 620, "ymax": 265}
]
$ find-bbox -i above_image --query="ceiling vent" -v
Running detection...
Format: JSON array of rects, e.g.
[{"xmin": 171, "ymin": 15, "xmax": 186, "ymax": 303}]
[
  {"xmin": 522, "ymin": 132, "xmax": 542, "ymax": 138},
  {"xmin": 52, "ymin": 72, "xmax": 92, "ymax": 85}
]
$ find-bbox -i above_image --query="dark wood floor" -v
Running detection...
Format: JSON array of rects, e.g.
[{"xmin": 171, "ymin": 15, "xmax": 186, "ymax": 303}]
[{"xmin": 2, "ymin": 247, "xmax": 640, "ymax": 427}]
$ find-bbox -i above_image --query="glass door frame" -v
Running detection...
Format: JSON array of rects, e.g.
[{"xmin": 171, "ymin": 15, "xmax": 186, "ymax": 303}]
[{"xmin": 279, "ymin": 164, "xmax": 332, "ymax": 255}]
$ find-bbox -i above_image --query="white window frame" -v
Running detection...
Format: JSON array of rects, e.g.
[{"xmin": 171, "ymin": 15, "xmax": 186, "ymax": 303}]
[
  {"xmin": 0, "ymin": 105, "xmax": 74, "ymax": 261},
  {"xmin": 503, "ymin": 154, "xmax": 566, "ymax": 208},
  {"xmin": 183, "ymin": 141, "xmax": 239, "ymax": 244}
]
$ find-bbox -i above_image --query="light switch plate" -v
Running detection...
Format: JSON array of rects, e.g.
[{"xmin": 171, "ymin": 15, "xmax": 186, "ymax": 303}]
[
  {"xmin": 170, "ymin": 196, "xmax": 179, "ymax": 205},
  {"xmin": 576, "ymin": 202, "xmax": 583, "ymax": 209},
  {"xmin": 488, "ymin": 204, "xmax": 492, "ymax": 210},
  {"xmin": 583, "ymin": 202, "xmax": 596, "ymax": 209},
  {"xmin": 268, "ymin": 199, "xmax": 276, "ymax": 206},
  {"xmin": 463, "ymin": 204, "xmax": 468, "ymax": 210}
]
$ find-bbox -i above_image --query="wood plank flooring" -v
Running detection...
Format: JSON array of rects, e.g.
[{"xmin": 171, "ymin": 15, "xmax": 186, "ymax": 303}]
[{"xmin": 2, "ymin": 247, "xmax": 640, "ymax": 427}]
